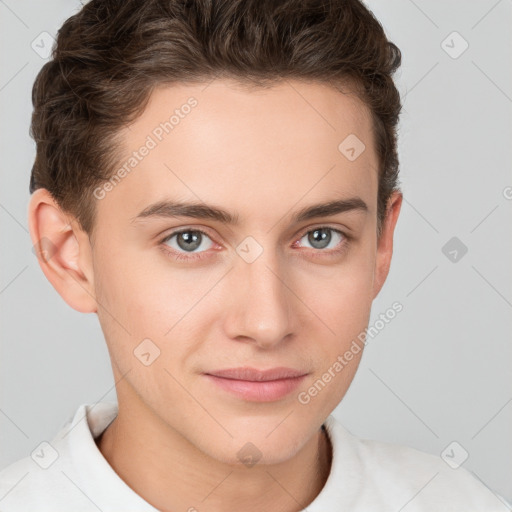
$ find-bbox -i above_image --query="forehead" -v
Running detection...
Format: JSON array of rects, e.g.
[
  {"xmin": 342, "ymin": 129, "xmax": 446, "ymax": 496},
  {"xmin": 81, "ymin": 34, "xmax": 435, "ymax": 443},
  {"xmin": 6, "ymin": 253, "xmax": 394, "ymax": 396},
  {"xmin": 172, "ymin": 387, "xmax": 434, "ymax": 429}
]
[{"xmin": 95, "ymin": 79, "xmax": 378, "ymax": 228}]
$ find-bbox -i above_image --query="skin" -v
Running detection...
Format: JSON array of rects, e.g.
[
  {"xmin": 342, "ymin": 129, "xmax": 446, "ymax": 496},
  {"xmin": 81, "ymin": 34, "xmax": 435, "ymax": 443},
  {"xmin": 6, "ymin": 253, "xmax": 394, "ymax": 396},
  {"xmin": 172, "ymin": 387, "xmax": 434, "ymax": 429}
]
[{"xmin": 28, "ymin": 79, "xmax": 402, "ymax": 512}]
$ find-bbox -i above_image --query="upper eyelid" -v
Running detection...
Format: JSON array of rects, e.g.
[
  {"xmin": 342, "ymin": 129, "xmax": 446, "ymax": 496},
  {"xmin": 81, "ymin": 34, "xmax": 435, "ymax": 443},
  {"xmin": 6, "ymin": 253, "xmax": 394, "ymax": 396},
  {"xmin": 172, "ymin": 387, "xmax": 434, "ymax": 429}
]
[
  {"xmin": 160, "ymin": 226, "xmax": 215, "ymax": 243},
  {"xmin": 297, "ymin": 225, "xmax": 346, "ymax": 237}
]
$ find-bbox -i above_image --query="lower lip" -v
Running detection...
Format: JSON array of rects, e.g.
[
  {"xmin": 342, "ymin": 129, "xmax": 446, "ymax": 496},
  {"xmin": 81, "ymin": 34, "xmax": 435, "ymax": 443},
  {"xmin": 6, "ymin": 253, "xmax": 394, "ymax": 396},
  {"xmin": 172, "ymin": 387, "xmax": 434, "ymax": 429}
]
[{"xmin": 205, "ymin": 374, "xmax": 307, "ymax": 402}]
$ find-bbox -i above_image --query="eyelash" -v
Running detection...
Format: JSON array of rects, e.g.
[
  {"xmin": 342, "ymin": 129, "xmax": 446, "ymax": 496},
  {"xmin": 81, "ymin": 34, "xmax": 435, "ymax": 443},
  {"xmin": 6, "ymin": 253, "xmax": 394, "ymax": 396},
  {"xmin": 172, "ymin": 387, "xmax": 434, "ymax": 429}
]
[{"xmin": 158, "ymin": 226, "xmax": 351, "ymax": 262}]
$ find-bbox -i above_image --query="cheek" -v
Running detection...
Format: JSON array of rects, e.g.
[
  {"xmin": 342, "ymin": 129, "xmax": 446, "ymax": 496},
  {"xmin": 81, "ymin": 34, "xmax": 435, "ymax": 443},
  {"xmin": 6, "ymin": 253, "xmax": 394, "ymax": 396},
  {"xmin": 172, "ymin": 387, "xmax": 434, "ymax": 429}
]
[
  {"xmin": 93, "ymin": 261, "xmax": 196, "ymax": 402},
  {"xmin": 300, "ymin": 244, "xmax": 375, "ymax": 335},
  {"xmin": 297, "ymin": 264, "xmax": 373, "ymax": 414},
  {"xmin": 92, "ymin": 245, "xmax": 170, "ymax": 364},
  {"xmin": 95, "ymin": 242, "xmax": 188, "ymax": 328},
  {"xmin": 94, "ymin": 248, "xmax": 219, "ymax": 370}
]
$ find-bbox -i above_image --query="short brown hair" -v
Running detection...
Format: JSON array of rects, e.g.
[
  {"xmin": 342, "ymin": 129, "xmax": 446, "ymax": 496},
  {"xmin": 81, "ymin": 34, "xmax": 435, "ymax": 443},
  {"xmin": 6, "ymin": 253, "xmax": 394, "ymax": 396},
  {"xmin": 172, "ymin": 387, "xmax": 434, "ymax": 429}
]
[{"xmin": 29, "ymin": 0, "xmax": 402, "ymax": 239}]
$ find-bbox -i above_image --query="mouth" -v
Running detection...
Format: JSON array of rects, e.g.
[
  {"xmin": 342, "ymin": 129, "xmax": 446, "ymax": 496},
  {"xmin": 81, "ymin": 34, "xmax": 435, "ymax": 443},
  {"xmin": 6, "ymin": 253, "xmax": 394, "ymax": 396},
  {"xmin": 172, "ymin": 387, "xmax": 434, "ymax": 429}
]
[{"xmin": 204, "ymin": 367, "xmax": 308, "ymax": 402}]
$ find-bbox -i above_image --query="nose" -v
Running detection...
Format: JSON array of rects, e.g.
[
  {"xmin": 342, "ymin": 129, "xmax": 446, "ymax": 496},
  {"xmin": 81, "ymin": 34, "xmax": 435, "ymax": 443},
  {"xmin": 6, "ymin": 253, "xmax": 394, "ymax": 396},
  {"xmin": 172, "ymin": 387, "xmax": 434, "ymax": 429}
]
[{"xmin": 223, "ymin": 250, "xmax": 295, "ymax": 350}]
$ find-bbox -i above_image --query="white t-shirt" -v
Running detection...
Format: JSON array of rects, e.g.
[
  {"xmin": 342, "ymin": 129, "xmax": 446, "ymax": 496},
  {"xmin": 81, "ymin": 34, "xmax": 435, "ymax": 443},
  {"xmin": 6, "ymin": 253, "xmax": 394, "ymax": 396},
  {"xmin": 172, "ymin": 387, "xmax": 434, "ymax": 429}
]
[{"xmin": 0, "ymin": 401, "xmax": 509, "ymax": 511}]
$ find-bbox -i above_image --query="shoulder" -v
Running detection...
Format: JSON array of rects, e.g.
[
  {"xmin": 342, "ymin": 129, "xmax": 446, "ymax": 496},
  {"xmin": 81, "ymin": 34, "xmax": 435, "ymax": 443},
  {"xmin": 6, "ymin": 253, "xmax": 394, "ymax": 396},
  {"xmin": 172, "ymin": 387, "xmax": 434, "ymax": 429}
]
[
  {"xmin": 0, "ymin": 452, "xmax": 84, "ymax": 511},
  {"xmin": 0, "ymin": 402, "xmax": 118, "ymax": 511},
  {"xmin": 323, "ymin": 415, "xmax": 511, "ymax": 511}
]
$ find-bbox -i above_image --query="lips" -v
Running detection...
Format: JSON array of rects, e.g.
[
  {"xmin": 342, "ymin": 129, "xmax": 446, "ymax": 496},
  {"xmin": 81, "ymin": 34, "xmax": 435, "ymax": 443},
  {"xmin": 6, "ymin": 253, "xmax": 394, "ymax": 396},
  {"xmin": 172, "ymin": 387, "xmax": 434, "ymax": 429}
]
[
  {"xmin": 204, "ymin": 366, "xmax": 308, "ymax": 402},
  {"xmin": 206, "ymin": 366, "xmax": 308, "ymax": 381}
]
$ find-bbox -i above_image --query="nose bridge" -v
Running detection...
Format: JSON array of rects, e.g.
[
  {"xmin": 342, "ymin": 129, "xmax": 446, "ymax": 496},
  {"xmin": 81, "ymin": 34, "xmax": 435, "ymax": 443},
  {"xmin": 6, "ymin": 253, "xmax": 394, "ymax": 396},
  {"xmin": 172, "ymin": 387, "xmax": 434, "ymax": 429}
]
[{"xmin": 226, "ymin": 243, "xmax": 293, "ymax": 347}]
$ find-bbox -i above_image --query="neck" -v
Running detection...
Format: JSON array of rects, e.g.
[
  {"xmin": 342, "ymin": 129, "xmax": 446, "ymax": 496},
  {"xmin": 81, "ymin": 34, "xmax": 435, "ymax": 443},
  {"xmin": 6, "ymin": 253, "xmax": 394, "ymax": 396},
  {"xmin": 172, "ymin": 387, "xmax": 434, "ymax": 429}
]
[{"xmin": 95, "ymin": 400, "xmax": 332, "ymax": 512}]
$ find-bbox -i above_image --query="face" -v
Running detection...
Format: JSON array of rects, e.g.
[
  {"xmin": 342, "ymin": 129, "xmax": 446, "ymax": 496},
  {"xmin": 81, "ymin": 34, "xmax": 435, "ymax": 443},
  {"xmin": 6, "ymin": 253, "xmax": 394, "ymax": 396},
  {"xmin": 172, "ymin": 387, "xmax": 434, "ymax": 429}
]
[{"xmin": 31, "ymin": 79, "xmax": 401, "ymax": 466}]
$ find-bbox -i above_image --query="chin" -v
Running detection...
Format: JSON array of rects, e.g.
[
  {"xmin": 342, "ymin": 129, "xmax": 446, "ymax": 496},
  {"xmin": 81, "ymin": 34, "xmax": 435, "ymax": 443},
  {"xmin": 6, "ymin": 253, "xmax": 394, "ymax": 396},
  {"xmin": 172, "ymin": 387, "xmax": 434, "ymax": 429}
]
[{"xmin": 198, "ymin": 422, "xmax": 313, "ymax": 467}]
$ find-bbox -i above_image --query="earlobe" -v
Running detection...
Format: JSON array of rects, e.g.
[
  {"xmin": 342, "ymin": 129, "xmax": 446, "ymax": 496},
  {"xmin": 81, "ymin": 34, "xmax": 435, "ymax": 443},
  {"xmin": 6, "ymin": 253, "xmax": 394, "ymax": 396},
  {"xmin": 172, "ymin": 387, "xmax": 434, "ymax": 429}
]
[
  {"xmin": 28, "ymin": 188, "xmax": 97, "ymax": 313},
  {"xmin": 372, "ymin": 191, "xmax": 403, "ymax": 299}
]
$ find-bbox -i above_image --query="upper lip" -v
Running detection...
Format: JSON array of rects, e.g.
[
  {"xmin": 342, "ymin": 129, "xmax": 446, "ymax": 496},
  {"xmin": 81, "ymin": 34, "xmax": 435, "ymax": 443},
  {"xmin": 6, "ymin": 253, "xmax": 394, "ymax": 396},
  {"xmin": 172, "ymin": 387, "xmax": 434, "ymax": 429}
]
[{"xmin": 206, "ymin": 366, "xmax": 308, "ymax": 382}]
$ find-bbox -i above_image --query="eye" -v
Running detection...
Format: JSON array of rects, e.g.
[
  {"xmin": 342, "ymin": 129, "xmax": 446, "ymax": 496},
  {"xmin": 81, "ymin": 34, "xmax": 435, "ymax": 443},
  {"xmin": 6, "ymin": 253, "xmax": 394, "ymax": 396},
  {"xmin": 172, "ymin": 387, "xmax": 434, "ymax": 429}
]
[
  {"xmin": 159, "ymin": 225, "xmax": 350, "ymax": 263},
  {"xmin": 295, "ymin": 227, "xmax": 348, "ymax": 254},
  {"xmin": 160, "ymin": 228, "xmax": 214, "ymax": 261}
]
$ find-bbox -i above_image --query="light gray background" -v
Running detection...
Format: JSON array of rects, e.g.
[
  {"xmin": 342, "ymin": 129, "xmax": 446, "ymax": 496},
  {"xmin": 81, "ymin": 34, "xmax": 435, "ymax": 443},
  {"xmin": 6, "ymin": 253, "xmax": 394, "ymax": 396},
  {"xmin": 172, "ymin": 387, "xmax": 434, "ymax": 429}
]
[{"xmin": 1, "ymin": 0, "xmax": 511, "ymax": 505}]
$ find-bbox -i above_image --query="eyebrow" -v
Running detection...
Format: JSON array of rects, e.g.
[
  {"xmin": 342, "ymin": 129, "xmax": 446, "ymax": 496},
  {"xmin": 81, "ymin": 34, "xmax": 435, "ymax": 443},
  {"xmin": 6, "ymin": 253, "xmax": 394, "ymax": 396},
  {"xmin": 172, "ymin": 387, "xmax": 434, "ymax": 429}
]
[{"xmin": 131, "ymin": 196, "xmax": 368, "ymax": 226}]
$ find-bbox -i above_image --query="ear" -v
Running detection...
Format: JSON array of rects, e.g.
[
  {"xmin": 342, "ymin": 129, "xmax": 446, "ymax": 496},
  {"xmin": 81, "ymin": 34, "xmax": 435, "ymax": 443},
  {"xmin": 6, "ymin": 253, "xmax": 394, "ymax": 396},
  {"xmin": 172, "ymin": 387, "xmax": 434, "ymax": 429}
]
[
  {"xmin": 372, "ymin": 190, "xmax": 403, "ymax": 299},
  {"xmin": 28, "ymin": 188, "xmax": 97, "ymax": 313}
]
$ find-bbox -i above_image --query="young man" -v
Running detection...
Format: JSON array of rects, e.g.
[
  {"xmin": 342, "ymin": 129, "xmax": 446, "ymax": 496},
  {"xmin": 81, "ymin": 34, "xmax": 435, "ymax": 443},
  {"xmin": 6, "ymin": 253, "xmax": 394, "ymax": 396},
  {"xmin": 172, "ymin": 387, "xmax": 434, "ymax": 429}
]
[{"xmin": 0, "ymin": 0, "xmax": 509, "ymax": 510}]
